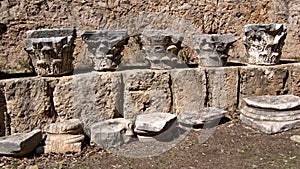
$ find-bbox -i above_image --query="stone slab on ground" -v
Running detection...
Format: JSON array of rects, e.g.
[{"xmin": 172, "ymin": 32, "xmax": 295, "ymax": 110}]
[
  {"xmin": 206, "ymin": 67, "xmax": 239, "ymax": 112},
  {"xmin": 43, "ymin": 119, "xmax": 83, "ymax": 135},
  {"xmin": 44, "ymin": 134, "xmax": 84, "ymax": 154},
  {"xmin": 171, "ymin": 68, "xmax": 206, "ymax": 114},
  {"xmin": 178, "ymin": 107, "xmax": 226, "ymax": 127},
  {"xmin": 243, "ymin": 95, "xmax": 300, "ymax": 110},
  {"xmin": 90, "ymin": 118, "xmax": 134, "ymax": 149},
  {"xmin": 53, "ymin": 71, "xmax": 123, "ymax": 136},
  {"xmin": 240, "ymin": 114, "xmax": 300, "ymax": 134},
  {"xmin": 134, "ymin": 112, "xmax": 177, "ymax": 134},
  {"xmin": 123, "ymin": 70, "xmax": 172, "ymax": 119},
  {"xmin": 0, "ymin": 129, "xmax": 42, "ymax": 156}
]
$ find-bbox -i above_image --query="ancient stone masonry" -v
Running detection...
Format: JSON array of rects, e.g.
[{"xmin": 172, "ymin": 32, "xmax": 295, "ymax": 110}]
[
  {"xmin": 243, "ymin": 24, "xmax": 287, "ymax": 65},
  {"xmin": 81, "ymin": 30, "xmax": 129, "ymax": 71},
  {"xmin": 141, "ymin": 30, "xmax": 184, "ymax": 70},
  {"xmin": 193, "ymin": 34, "xmax": 236, "ymax": 67},
  {"xmin": 24, "ymin": 28, "xmax": 76, "ymax": 76}
]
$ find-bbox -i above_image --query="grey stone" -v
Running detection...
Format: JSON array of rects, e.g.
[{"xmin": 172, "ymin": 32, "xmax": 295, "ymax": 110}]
[
  {"xmin": 141, "ymin": 30, "xmax": 184, "ymax": 70},
  {"xmin": 134, "ymin": 112, "xmax": 177, "ymax": 134},
  {"xmin": 290, "ymin": 135, "xmax": 300, "ymax": 144},
  {"xmin": 171, "ymin": 68, "xmax": 206, "ymax": 114},
  {"xmin": 240, "ymin": 114, "xmax": 300, "ymax": 134},
  {"xmin": 243, "ymin": 95, "xmax": 300, "ymax": 110},
  {"xmin": 44, "ymin": 134, "xmax": 84, "ymax": 153},
  {"xmin": 0, "ymin": 129, "xmax": 42, "ymax": 156},
  {"xmin": 81, "ymin": 30, "xmax": 128, "ymax": 71},
  {"xmin": 243, "ymin": 24, "xmax": 287, "ymax": 65},
  {"xmin": 178, "ymin": 107, "xmax": 226, "ymax": 126},
  {"xmin": 193, "ymin": 34, "xmax": 236, "ymax": 67},
  {"xmin": 90, "ymin": 118, "xmax": 134, "ymax": 149},
  {"xmin": 122, "ymin": 69, "xmax": 172, "ymax": 119},
  {"xmin": 43, "ymin": 119, "xmax": 83, "ymax": 135},
  {"xmin": 24, "ymin": 28, "xmax": 76, "ymax": 76}
]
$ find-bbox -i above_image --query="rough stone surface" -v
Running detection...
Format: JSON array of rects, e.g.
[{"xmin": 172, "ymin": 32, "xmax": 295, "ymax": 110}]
[
  {"xmin": 193, "ymin": 34, "xmax": 236, "ymax": 67},
  {"xmin": 239, "ymin": 64, "xmax": 292, "ymax": 106},
  {"xmin": 206, "ymin": 67, "xmax": 239, "ymax": 112},
  {"xmin": 3, "ymin": 77, "xmax": 57, "ymax": 134},
  {"xmin": 0, "ymin": 129, "xmax": 42, "ymax": 156},
  {"xmin": 44, "ymin": 134, "xmax": 84, "ymax": 154},
  {"xmin": 291, "ymin": 63, "xmax": 300, "ymax": 97},
  {"xmin": 243, "ymin": 24, "xmax": 287, "ymax": 65},
  {"xmin": 134, "ymin": 112, "xmax": 177, "ymax": 134},
  {"xmin": 171, "ymin": 68, "xmax": 206, "ymax": 114},
  {"xmin": 0, "ymin": 84, "xmax": 6, "ymax": 136},
  {"xmin": 178, "ymin": 108, "xmax": 226, "ymax": 126},
  {"xmin": 43, "ymin": 119, "xmax": 83, "ymax": 135},
  {"xmin": 141, "ymin": 30, "xmax": 184, "ymax": 70},
  {"xmin": 123, "ymin": 70, "xmax": 172, "ymax": 119},
  {"xmin": 243, "ymin": 95, "xmax": 300, "ymax": 110},
  {"xmin": 290, "ymin": 135, "xmax": 300, "ymax": 144},
  {"xmin": 240, "ymin": 114, "xmax": 300, "ymax": 134},
  {"xmin": 90, "ymin": 118, "xmax": 134, "ymax": 149},
  {"xmin": 24, "ymin": 28, "xmax": 76, "ymax": 76},
  {"xmin": 53, "ymin": 71, "xmax": 122, "ymax": 136},
  {"xmin": 81, "ymin": 30, "xmax": 128, "ymax": 71}
]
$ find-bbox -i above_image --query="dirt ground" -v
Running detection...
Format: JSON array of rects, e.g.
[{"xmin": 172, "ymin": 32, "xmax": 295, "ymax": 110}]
[{"xmin": 0, "ymin": 120, "xmax": 299, "ymax": 169}]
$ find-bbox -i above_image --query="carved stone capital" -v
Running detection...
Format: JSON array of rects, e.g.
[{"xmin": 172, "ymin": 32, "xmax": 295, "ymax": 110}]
[
  {"xmin": 24, "ymin": 28, "xmax": 76, "ymax": 76},
  {"xmin": 193, "ymin": 34, "xmax": 236, "ymax": 67},
  {"xmin": 141, "ymin": 30, "xmax": 184, "ymax": 70},
  {"xmin": 243, "ymin": 24, "xmax": 287, "ymax": 65},
  {"xmin": 81, "ymin": 30, "xmax": 128, "ymax": 71}
]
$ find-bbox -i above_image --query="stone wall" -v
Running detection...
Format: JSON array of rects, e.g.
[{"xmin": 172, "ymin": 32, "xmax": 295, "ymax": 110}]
[
  {"xmin": 1, "ymin": 63, "xmax": 300, "ymax": 135},
  {"xmin": 0, "ymin": 0, "xmax": 299, "ymax": 73}
]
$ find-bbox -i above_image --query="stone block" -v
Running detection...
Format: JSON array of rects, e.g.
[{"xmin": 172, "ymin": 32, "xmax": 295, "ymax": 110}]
[
  {"xmin": 3, "ymin": 77, "xmax": 56, "ymax": 134},
  {"xmin": 0, "ymin": 129, "xmax": 42, "ymax": 156},
  {"xmin": 122, "ymin": 69, "xmax": 172, "ymax": 119},
  {"xmin": 43, "ymin": 119, "xmax": 83, "ymax": 135},
  {"xmin": 206, "ymin": 66, "xmax": 239, "ymax": 112},
  {"xmin": 44, "ymin": 134, "xmax": 84, "ymax": 154},
  {"xmin": 239, "ymin": 64, "xmax": 292, "ymax": 106},
  {"xmin": 53, "ymin": 71, "xmax": 122, "ymax": 136},
  {"xmin": 291, "ymin": 63, "xmax": 300, "ymax": 97},
  {"xmin": 171, "ymin": 68, "xmax": 206, "ymax": 115}
]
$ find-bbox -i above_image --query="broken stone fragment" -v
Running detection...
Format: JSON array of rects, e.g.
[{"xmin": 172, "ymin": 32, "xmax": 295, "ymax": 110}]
[
  {"xmin": 81, "ymin": 30, "xmax": 128, "ymax": 71},
  {"xmin": 243, "ymin": 24, "xmax": 287, "ymax": 65},
  {"xmin": 193, "ymin": 34, "xmax": 236, "ymax": 67},
  {"xmin": 90, "ymin": 118, "xmax": 135, "ymax": 149},
  {"xmin": 44, "ymin": 134, "xmax": 84, "ymax": 154},
  {"xmin": 243, "ymin": 95, "xmax": 300, "ymax": 110},
  {"xmin": 43, "ymin": 119, "xmax": 83, "ymax": 135},
  {"xmin": 177, "ymin": 107, "xmax": 227, "ymax": 127},
  {"xmin": 141, "ymin": 30, "xmax": 184, "ymax": 70},
  {"xmin": 24, "ymin": 28, "xmax": 76, "ymax": 76},
  {"xmin": 290, "ymin": 135, "xmax": 300, "ymax": 144},
  {"xmin": 134, "ymin": 112, "xmax": 177, "ymax": 134},
  {"xmin": 0, "ymin": 129, "xmax": 42, "ymax": 156}
]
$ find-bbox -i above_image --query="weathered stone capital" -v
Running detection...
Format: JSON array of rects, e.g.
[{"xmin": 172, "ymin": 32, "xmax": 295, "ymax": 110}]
[
  {"xmin": 193, "ymin": 34, "xmax": 236, "ymax": 67},
  {"xmin": 141, "ymin": 30, "xmax": 184, "ymax": 70},
  {"xmin": 81, "ymin": 30, "xmax": 128, "ymax": 71},
  {"xmin": 243, "ymin": 23, "xmax": 287, "ymax": 65},
  {"xmin": 24, "ymin": 28, "xmax": 76, "ymax": 76}
]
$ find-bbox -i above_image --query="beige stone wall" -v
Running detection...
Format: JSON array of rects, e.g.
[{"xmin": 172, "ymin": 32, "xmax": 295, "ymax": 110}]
[{"xmin": 0, "ymin": 0, "xmax": 299, "ymax": 73}]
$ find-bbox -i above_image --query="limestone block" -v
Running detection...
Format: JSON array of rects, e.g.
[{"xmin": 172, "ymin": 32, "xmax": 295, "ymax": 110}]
[
  {"xmin": 53, "ymin": 71, "xmax": 122, "ymax": 136},
  {"xmin": 239, "ymin": 64, "xmax": 292, "ymax": 105},
  {"xmin": 3, "ymin": 77, "xmax": 56, "ymax": 134},
  {"xmin": 171, "ymin": 68, "xmax": 206, "ymax": 114},
  {"xmin": 43, "ymin": 119, "xmax": 83, "ymax": 135},
  {"xmin": 206, "ymin": 66, "xmax": 239, "ymax": 112},
  {"xmin": 44, "ymin": 134, "xmax": 84, "ymax": 154},
  {"xmin": 122, "ymin": 69, "xmax": 172, "ymax": 119},
  {"xmin": 90, "ymin": 118, "xmax": 134, "ymax": 149},
  {"xmin": 0, "ymin": 129, "xmax": 42, "ymax": 156}
]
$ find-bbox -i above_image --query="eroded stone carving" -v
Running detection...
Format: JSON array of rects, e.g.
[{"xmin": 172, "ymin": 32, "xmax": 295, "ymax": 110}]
[
  {"xmin": 243, "ymin": 24, "xmax": 287, "ymax": 65},
  {"xmin": 24, "ymin": 28, "xmax": 76, "ymax": 76},
  {"xmin": 81, "ymin": 30, "xmax": 128, "ymax": 71},
  {"xmin": 141, "ymin": 30, "xmax": 184, "ymax": 70},
  {"xmin": 193, "ymin": 34, "xmax": 236, "ymax": 67}
]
